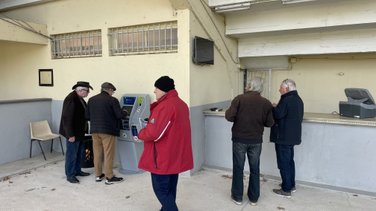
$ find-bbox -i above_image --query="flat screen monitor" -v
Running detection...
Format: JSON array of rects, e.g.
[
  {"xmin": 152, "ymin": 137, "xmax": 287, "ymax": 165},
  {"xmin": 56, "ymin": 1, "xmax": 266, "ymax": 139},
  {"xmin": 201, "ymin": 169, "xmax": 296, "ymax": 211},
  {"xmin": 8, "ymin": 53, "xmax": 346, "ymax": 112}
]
[
  {"xmin": 345, "ymin": 88, "xmax": 375, "ymax": 105},
  {"xmin": 192, "ymin": 36, "xmax": 214, "ymax": 65}
]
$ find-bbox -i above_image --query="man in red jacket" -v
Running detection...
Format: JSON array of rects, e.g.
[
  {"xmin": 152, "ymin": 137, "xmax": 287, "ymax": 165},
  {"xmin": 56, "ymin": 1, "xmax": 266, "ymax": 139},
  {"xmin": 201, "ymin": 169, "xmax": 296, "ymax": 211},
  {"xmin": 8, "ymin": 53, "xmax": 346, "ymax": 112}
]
[{"xmin": 137, "ymin": 76, "xmax": 193, "ymax": 211}]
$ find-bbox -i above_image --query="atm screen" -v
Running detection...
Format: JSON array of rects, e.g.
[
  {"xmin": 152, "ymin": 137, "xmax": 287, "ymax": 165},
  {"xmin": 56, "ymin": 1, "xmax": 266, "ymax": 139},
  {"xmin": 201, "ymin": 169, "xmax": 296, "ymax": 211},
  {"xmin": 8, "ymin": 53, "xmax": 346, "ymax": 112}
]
[{"xmin": 123, "ymin": 97, "xmax": 136, "ymax": 105}]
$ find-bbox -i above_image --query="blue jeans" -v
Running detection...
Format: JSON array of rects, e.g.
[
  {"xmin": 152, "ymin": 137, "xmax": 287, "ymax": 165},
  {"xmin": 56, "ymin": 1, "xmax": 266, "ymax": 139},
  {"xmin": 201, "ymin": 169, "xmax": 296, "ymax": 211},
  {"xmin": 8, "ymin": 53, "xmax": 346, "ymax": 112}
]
[
  {"xmin": 151, "ymin": 173, "xmax": 179, "ymax": 211},
  {"xmin": 275, "ymin": 144, "xmax": 295, "ymax": 192},
  {"xmin": 231, "ymin": 142, "xmax": 262, "ymax": 203},
  {"xmin": 65, "ymin": 138, "xmax": 85, "ymax": 178}
]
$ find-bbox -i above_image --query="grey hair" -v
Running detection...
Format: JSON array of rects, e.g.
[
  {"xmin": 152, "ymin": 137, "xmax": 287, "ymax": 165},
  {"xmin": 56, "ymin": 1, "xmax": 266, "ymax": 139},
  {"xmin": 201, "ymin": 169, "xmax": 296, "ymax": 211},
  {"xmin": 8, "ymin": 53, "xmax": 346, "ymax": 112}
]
[
  {"xmin": 247, "ymin": 77, "xmax": 264, "ymax": 93},
  {"xmin": 281, "ymin": 79, "xmax": 297, "ymax": 91}
]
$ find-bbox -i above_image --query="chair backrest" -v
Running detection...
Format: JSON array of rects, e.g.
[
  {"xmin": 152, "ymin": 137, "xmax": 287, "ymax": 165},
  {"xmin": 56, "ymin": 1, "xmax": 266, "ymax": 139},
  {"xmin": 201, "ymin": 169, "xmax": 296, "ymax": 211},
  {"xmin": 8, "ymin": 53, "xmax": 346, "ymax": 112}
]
[{"xmin": 30, "ymin": 120, "xmax": 53, "ymax": 139}]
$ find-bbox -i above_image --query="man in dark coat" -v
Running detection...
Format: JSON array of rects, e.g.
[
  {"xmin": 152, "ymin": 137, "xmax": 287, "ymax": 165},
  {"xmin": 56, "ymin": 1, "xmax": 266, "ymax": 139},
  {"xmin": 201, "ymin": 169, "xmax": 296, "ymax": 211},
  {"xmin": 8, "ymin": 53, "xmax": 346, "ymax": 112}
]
[
  {"xmin": 225, "ymin": 77, "xmax": 274, "ymax": 206},
  {"xmin": 60, "ymin": 81, "xmax": 93, "ymax": 183},
  {"xmin": 270, "ymin": 79, "xmax": 304, "ymax": 198},
  {"xmin": 86, "ymin": 82, "xmax": 126, "ymax": 185}
]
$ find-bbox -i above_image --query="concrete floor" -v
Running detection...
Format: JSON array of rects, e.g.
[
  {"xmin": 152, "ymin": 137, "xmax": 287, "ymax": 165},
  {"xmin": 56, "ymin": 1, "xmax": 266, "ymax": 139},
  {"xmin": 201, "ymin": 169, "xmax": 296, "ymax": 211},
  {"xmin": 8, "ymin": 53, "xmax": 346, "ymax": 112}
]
[{"xmin": 1, "ymin": 153, "xmax": 375, "ymax": 211}]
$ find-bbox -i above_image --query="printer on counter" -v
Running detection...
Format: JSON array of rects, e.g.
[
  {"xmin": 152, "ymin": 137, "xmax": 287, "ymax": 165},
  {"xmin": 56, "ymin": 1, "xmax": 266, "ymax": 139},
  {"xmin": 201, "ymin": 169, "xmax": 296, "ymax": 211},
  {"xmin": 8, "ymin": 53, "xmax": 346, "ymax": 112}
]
[{"xmin": 339, "ymin": 88, "xmax": 376, "ymax": 118}]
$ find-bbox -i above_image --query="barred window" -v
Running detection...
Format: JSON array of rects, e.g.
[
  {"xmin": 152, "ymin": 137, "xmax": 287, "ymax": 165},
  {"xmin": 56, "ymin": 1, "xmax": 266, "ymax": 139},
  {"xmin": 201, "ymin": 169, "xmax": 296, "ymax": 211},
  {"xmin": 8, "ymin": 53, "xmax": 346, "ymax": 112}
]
[
  {"xmin": 51, "ymin": 30, "xmax": 102, "ymax": 59},
  {"xmin": 108, "ymin": 21, "xmax": 177, "ymax": 56}
]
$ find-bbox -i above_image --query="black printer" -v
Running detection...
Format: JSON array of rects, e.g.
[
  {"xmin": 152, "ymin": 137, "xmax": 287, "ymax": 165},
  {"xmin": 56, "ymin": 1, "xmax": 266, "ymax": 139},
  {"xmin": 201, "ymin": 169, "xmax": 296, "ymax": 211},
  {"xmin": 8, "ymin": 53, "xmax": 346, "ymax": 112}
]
[{"xmin": 339, "ymin": 88, "xmax": 376, "ymax": 118}]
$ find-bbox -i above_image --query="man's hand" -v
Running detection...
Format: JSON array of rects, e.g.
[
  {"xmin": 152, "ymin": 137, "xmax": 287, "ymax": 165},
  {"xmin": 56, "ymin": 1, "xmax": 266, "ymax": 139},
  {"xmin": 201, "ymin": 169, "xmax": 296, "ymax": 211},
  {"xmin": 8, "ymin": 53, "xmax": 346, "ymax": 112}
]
[
  {"xmin": 133, "ymin": 136, "xmax": 142, "ymax": 142},
  {"xmin": 68, "ymin": 136, "xmax": 76, "ymax": 142}
]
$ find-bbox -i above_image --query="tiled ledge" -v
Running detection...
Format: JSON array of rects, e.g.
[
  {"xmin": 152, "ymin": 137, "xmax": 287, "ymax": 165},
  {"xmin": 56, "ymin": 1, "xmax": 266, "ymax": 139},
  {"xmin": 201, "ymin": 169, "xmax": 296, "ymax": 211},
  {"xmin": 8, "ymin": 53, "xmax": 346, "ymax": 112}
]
[
  {"xmin": 0, "ymin": 98, "xmax": 52, "ymax": 105},
  {"xmin": 204, "ymin": 110, "xmax": 376, "ymax": 127}
]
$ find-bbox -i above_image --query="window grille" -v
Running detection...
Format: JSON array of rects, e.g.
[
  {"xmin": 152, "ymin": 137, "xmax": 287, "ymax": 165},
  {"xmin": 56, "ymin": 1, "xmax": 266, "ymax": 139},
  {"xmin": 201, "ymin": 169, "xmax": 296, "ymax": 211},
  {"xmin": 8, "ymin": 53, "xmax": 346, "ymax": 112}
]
[
  {"xmin": 51, "ymin": 30, "xmax": 102, "ymax": 59},
  {"xmin": 108, "ymin": 21, "xmax": 177, "ymax": 56}
]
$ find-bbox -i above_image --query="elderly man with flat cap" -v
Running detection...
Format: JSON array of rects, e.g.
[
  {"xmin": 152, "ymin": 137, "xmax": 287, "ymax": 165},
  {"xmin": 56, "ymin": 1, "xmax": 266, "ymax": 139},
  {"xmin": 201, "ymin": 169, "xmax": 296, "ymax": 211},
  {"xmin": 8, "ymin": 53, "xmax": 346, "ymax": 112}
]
[
  {"xmin": 60, "ymin": 81, "xmax": 92, "ymax": 184},
  {"xmin": 137, "ymin": 76, "xmax": 193, "ymax": 211},
  {"xmin": 86, "ymin": 82, "xmax": 127, "ymax": 185}
]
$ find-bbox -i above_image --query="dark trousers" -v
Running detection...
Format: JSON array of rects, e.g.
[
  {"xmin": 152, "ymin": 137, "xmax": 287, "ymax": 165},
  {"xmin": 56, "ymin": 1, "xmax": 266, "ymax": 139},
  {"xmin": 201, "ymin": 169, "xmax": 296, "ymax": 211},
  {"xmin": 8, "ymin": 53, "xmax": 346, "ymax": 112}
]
[
  {"xmin": 275, "ymin": 144, "xmax": 295, "ymax": 192},
  {"xmin": 65, "ymin": 138, "xmax": 84, "ymax": 178},
  {"xmin": 231, "ymin": 142, "xmax": 262, "ymax": 203},
  {"xmin": 151, "ymin": 173, "xmax": 179, "ymax": 211}
]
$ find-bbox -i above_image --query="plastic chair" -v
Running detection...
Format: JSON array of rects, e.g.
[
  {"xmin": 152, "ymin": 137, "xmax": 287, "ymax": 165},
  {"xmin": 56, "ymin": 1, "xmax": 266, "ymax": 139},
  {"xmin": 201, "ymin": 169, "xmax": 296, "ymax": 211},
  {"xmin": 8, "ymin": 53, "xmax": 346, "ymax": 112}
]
[{"xmin": 30, "ymin": 120, "xmax": 64, "ymax": 160}]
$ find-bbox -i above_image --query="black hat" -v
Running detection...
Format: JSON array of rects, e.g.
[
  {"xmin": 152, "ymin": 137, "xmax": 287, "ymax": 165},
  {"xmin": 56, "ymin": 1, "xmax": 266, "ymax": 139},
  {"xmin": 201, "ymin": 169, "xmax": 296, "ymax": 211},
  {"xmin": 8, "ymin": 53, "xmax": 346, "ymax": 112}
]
[
  {"xmin": 72, "ymin": 81, "xmax": 93, "ymax": 90},
  {"xmin": 101, "ymin": 82, "xmax": 116, "ymax": 91},
  {"xmin": 154, "ymin": 76, "xmax": 175, "ymax": 92}
]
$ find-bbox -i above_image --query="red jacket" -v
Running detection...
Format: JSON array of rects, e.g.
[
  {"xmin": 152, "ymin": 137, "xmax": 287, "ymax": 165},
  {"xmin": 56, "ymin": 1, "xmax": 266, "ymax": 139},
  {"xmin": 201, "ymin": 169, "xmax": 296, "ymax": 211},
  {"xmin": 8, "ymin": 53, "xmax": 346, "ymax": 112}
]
[{"xmin": 138, "ymin": 89, "xmax": 193, "ymax": 174}]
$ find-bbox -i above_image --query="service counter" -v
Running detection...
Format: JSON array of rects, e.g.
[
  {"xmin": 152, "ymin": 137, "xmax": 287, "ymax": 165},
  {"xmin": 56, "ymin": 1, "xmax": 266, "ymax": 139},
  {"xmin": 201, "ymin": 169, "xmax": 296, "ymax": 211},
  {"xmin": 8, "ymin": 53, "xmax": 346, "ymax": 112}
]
[{"xmin": 203, "ymin": 111, "xmax": 376, "ymax": 196}]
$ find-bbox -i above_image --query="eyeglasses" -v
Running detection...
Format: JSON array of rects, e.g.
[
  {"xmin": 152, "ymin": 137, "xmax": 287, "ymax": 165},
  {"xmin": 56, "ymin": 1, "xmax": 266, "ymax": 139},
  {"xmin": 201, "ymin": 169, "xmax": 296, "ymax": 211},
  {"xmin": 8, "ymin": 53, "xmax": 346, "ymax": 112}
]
[{"xmin": 82, "ymin": 89, "xmax": 90, "ymax": 92}]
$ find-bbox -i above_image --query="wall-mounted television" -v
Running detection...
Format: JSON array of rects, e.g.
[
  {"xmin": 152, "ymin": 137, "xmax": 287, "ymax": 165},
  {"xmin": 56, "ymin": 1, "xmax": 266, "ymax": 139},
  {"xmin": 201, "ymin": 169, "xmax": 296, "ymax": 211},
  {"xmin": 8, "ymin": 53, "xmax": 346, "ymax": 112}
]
[{"xmin": 192, "ymin": 36, "xmax": 214, "ymax": 65}]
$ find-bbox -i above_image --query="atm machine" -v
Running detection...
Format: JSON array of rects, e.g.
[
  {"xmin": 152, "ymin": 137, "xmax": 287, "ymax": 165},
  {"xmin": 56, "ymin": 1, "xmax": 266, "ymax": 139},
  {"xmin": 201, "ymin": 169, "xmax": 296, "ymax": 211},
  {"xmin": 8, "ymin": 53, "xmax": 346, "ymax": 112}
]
[{"xmin": 118, "ymin": 94, "xmax": 150, "ymax": 174}]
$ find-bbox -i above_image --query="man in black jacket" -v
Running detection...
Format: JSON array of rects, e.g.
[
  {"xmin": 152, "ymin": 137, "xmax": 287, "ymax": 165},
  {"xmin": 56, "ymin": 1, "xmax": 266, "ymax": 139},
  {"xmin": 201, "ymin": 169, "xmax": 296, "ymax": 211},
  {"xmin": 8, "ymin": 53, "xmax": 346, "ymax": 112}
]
[
  {"xmin": 270, "ymin": 79, "xmax": 304, "ymax": 198},
  {"xmin": 60, "ymin": 81, "xmax": 92, "ymax": 184},
  {"xmin": 86, "ymin": 82, "xmax": 127, "ymax": 185},
  {"xmin": 225, "ymin": 77, "xmax": 274, "ymax": 206}
]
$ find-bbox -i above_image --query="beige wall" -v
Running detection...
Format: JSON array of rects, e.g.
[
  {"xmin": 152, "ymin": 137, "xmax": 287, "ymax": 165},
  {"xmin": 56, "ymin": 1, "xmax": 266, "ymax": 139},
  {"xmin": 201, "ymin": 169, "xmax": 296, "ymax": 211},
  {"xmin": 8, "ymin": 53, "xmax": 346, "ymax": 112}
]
[
  {"xmin": 0, "ymin": 41, "xmax": 50, "ymax": 100},
  {"xmin": 1, "ymin": 0, "xmax": 191, "ymax": 103},
  {"xmin": 188, "ymin": 1, "xmax": 241, "ymax": 107},
  {"xmin": 267, "ymin": 54, "xmax": 376, "ymax": 113}
]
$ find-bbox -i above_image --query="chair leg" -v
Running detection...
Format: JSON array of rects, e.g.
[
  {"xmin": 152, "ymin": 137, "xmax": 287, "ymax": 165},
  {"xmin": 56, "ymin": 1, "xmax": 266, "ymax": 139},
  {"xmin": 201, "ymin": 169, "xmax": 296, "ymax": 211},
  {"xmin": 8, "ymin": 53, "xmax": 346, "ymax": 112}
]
[
  {"xmin": 37, "ymin": 140, "xmax": 47, "ymax": 160},
  {"xmin": 50, "ymin": 139, "xmax": 54, "ymax": 153},
  {"xmin": 30, "ymin": 139, "xmax": 34, "ymax": 158},
  {"xmin": 59, "ymin": 137, "xmax": 65, "ymax": 156}
]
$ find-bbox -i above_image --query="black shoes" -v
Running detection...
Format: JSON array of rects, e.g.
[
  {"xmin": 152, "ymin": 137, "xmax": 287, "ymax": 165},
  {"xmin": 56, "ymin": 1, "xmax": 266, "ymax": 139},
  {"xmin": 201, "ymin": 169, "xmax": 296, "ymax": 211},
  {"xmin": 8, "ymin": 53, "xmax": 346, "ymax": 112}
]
[
  {"xmin": 67, "ymin": 176, "xmax": 79, "ymax": 183},
  {"xmin": 67, "ymin": 171, "xmax": 89, "ymax": 183},
  {"xmin": 105, "ymin": 176, "xmax": 124, "ymax": 185},
  {"xmin": 279, "ymin": 183, "xmax": 296, "ymax": 192},
  {"xmin": 273, "ymin": 189, "xmax": 292, "ymax": 198},
  {"xmin": 76, "ymin": 171, "xmax": 90, "ymax": 177},
  {"xmin": 95, "ymin": 173, "xmax": 105, "ymax": 182},
  {"xmin": 231, "ymin": 196, "xmax": 242, "ymax": 205}
]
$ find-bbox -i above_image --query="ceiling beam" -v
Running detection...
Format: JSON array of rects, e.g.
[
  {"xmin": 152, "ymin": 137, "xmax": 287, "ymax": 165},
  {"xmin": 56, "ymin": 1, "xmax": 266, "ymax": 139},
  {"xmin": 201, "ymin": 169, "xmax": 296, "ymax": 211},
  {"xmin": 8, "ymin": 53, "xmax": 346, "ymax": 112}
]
[{"xmin": 0, "ymin": 0, "xmax": 56, "ymax": 11}]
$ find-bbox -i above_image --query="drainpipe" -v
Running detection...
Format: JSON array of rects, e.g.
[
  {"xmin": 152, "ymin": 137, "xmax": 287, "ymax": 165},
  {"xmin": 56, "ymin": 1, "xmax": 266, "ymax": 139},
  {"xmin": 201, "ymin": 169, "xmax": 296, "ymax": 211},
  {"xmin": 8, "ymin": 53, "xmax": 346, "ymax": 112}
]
[{"xmin": 241, "ymin": 68, "xmax": 248, "ymax": 94}]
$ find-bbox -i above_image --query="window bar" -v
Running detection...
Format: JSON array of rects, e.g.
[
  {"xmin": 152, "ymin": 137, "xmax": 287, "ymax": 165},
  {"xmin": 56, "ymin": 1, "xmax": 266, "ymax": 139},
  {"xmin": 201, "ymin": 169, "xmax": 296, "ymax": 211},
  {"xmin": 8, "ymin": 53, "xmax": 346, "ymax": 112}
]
[
  {"xmin": 108, "ymin": 29, "xmax": 116, "ymax": 55},
  {"xmin": 120, "ymin": 28, "xmax": 124, "ymax": 54},
  {"xmin": 138, "ymin": 27, "xmax": 141, "ymax": 52},
  {"xmin": 157, "ymin": 24, "xmax": 160, "ymax": 51},
  {"xmin": 156, "ymin": 25, "xmax": 160, "ymax": 51},
  {"xmin": 95, "ymin": 31, "xmax": 99, "ymax": 55},
  {"xmin": 112, "ymin": 29, "xmax": 115, "ymax": 54},
  {"xmin": 137, "ymin": 27, "xmax": 140, "ymax": 52},
  {"xmin": 64, "ymin": 34, "xmax": 68, "ymax": 57},
  {"xmin": 98, "ymin": 31, "xmax": 102, "ymax": 55},
  {"xmin": 71, "ymin": 33, "xmax": 75, "ymax": 57},
  {"xmin": 90, "ymin": 32, "xmax": 94, "ymax": 55},
  {"xmin": 131, "ymin": 28, "xmax": 134, "ymax": 52},
  {"xmin": 70, "ymin": 34, "xmax": 73, "ymax": 57},
  {"xmin": 85, "ymin": 32, "xmax": 89, "ymax": 55},
  {"xmin": 79, "ymin": 33, "xmax": 82, "ymax": 56},
  {"xmin": 114, "ymin": 29, "xmax": 118, "ymax": 54},
  {"xmin": 141, "ymin": 26, "xmax": 144, "ymax": 52},
  {"xmin": 170, "ymin": 24, "xmax": 173, "ymax": 50},
  {"xmin": 164, "ymin": 24, "xmax": 167, "ymax": 50}
]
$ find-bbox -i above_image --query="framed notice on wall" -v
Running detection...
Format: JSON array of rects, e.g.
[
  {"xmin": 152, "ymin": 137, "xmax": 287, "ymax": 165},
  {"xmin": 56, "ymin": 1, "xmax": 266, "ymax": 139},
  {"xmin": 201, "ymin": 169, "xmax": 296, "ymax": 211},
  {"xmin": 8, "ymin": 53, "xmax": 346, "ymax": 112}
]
[{"xmin": 39, "ymin": 69, "xmax": 53, "ymax": 86}]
